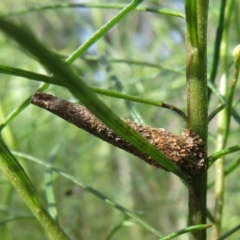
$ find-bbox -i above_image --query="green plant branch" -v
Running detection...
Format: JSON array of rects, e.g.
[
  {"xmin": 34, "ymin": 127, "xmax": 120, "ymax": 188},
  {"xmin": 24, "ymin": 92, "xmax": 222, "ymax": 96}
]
[
  {"xmin": 0, "ymin": 64, "xmax": 187, "ymax": 122},
  {"xmin": 185, "ymin": 0, "xmax": 198, "ymax": 48},
  {"xmin": 160, "ymin": 224, "xmax": 212, "ymax": 240},
  {"xmin": 1, "ymin": 3, "xmax": 185, "ymax": 19},
  {"xmin": 185, "ymin": 0, "xmax": 209, "ymax": 239},
  {"xmin": 82, "ymin": 55, "xmax": 184, "ymax": 74},
  {"xmin": 0, "ymin": 138, "xmax": 70, "ymax": 240},
  {"xmin": 208, "ymin": 157, "xmax": 240, "ymax": 189},
  {"xmin": 0, "ymin": 15, "xmax": 190, "ymax": 183},
  {"xmin": 232, "ymin": 109, "xmax": 240, "ymax": 125},
  {"xmin": 207, "ymin": 81, "xmax": 226, "ymax": 103},
  {"xmin": 212, "ymin": 43, "xmax": 240, "ymax": 238},
  {"xmin": 226, "ymin": 44, "xmax": 240, "ymax": 135},
  {"xmin": 0, "ymin": 216, "xmax": 34, "ymax": 225},
  {"xmin": 221, "ymin": 44, "xmax": 240, "ymax": 146},
  {"xmin": 0, "ymin": 0, "xmax": 147, "ymax": 132},
  {"xmin": 212, "ymin": 23, "xmax": 229, "ymax": 237},
  {"xmin": 217, "ymin": 224, "xmax": 240, "ymax": 240},
  {"xmin": 105, "ymin": 217, "xmax": 129, "ymax": 240},
  {"xmin": 65, "ymin": 0, "xmax": 145, "ymax": 64},
  {"xmin": 44, "ymin": 146, "xmax": 60, "ymax": 222},
  {"xmin": 186, "ymin": 4, "xmax": 208, "ymax": 140},
  {"xmin": 223, "ymin": 157, "xmax": 240, "ymax": 175},
  {"xmin": 0, "ymin": 82, "xmax": 50, "ymax": 131},
  {"xmin": 91, "ymin": 87, "xmax": 187, "ymax": 121},
  {"xmin": 208, "ymin": 104, "xmax": 226, "ymax": 122},
  {"xmin": 208, "ymin": 144, "xmax": 240, "ymax": 167},
  {"xmin": 206, "ymin": 208, "xmax": 216, "ymax": 224},
  {"xmin": 100, "ymin": 56, "xmax": 144, "ymax": 124},
  {"xmin": 12, "ymin": 151, "xmax": 164, "ymax": 238},
  {"xmin": 208, "ymin": 0, "xmax": 227, "ymax": 100},
  {"xmin": 207, "ymin": 80, "xmax": 240, "ymax": 124}
]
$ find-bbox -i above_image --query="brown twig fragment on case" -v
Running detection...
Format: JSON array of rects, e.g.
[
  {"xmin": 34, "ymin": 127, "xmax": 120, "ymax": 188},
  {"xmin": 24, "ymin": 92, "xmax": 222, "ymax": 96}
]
[{"xmin": 31, "ymin": 92, "xmax": 206, "ymax": 175}]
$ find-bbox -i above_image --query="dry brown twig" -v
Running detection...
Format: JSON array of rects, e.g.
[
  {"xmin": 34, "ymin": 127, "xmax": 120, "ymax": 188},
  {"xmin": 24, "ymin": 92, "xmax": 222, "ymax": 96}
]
[{"xmin": 31, "ymin": 92, "xmax": 206, "ymax": 175}]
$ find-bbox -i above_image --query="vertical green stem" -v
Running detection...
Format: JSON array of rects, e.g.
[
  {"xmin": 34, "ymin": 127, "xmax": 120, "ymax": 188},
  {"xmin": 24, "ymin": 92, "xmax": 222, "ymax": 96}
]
[
  {"xmin": 185, "ymin": 0, "xmax": 209, "ymax": 239},
  {"xmin": 208, "ymin": 0, "xmax": 227, "ymax": 100},
  {"xmin": 212, "ymin": 2, "xmax": 234, "ymax": 238},
  {"xmin": 212, "ymin": 24, "xmax": 228, "ymax": 240}
]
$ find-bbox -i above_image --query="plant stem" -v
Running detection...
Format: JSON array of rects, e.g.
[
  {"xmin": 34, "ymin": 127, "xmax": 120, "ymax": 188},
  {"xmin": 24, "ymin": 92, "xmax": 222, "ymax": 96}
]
[
  {"xmin": 0, "ymin": 139, "xmax": 70, "ymax": 240},
  {"xmin": 185, "ymin": 0, "xmax": 209, "ymax": 239},
  {"xmin": 212, "ymin": 28, "xmax": 228, "ymax": 240},
  {"xmin": 0, "ymin": 17, "xmax": 190, "ymax": 183},
  {"xmin": 212, "ymin": 2, "xmax": 235, "ymax": 238},
  {"xmin": 0, "ymin": 64, "xmax": 187, "ymax": 122},
  {"xmin": 65, "ymin": 0, "xmax": 145, "ymax": 64},
  {"xmin": 208, "ymin": 144, "xmax": 240, "ymax": 167},
  {"xmin": 1, "ymin": 3, "xmax": 185, "ymax": 19},
  {"xmin": 208, "ymin": 0, "xmax": 227, "ymax": 100},
  {"xmin": 12, "ymin": 151, "xmax": 164, "ymax": 238}
]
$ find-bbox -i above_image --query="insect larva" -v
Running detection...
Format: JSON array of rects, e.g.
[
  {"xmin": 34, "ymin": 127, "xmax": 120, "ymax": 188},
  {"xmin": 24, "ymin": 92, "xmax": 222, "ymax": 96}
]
[{"xmin": 31, "ymin": 92, "xmax": 206, "ymax": 175}]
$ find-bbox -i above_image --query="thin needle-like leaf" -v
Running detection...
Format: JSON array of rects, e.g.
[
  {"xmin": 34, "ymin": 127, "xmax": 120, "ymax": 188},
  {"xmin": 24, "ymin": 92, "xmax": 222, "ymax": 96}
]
[
  {"xmin": 0, "ymin": 138, "xmax": 70, "ymax": 240},
  {"xmin": 0, "ymin": 64, "xmax": 187, "ymax": 121},
  {"xmin": 217, "ymin": 224, "xmax": 240, "ymax": 240},
  {"xmin": 160, "ymin": 224, "xmax": 211, "ymax": 240},
  {"xmin": 208, "ymin": 144, "xmax": 240, "ymax": 167},
  {"xmin": 0, "ymin": 18, "xmax": 189, "ymax": 183},
  {"xmin": 208, "ymin": 157, "xmax": 240, "ymax": 189},
  {"xmin": 1, "ymin": 3, "xmax": 185, "ymax": 19},
  {"xmin": 208, "ymin": 104, "xmax": 226, "ymax": 122},
  {"xmin": 12, "ymin": 151, "xmax": 164, "ymax": 238},
  {"xmin": 0, "ymin": 0, "xmax": 149, "ymax": 130}
]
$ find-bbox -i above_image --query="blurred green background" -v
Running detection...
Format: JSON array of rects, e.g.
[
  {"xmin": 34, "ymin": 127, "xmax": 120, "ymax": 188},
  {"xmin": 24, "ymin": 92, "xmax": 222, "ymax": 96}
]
[{"xmin": 0, "ymin": 0, "xmax": 239, "ymax": 239}]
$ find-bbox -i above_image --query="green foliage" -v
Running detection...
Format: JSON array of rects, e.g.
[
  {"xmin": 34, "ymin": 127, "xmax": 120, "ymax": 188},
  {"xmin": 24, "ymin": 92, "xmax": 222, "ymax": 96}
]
[{"xmin": 0, "ymin": 1, "xmax": 239, "ymax": 240}]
